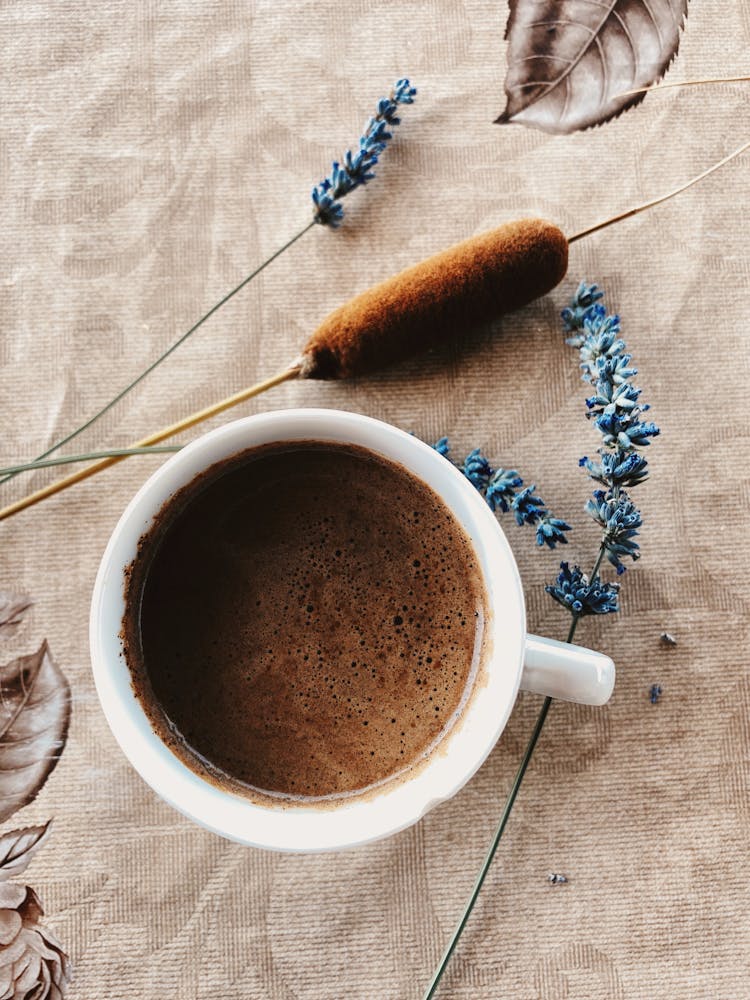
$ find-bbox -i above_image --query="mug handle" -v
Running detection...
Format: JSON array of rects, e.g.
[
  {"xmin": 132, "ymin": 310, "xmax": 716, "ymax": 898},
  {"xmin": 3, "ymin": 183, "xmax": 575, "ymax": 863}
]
[{"xmin": 521, "ymin": 634, "xmax": 615, "ymax": 706}]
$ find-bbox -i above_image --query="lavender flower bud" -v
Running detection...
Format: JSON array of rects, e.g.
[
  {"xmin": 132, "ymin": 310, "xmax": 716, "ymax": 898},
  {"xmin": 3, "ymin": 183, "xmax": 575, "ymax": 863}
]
[{"xmin": 312, "ymin": 78, "xmax": 417, "ymax": 227}]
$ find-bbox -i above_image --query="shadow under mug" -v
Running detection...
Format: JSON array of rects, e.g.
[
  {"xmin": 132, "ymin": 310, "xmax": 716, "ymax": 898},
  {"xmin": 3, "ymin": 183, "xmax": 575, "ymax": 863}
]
[{"xmin": 90, "ymin": 408, "xmax": 614, "ymax": 852}]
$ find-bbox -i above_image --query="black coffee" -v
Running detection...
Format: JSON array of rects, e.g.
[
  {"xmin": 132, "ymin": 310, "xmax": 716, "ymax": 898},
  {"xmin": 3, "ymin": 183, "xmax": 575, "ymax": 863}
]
[{"xmin": 122, "ymin": 441, "xmax": 488, "ymax": 802}]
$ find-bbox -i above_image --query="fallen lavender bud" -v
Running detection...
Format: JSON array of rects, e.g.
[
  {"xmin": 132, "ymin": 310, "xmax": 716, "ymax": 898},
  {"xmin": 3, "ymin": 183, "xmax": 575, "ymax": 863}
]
[
  {"xmin": 547, "ymin": 873, "xmax": 568, "ymax": 885},
  {"xmin": 649, "ymin": 684, "xmax": 663, "ymax": 703}
]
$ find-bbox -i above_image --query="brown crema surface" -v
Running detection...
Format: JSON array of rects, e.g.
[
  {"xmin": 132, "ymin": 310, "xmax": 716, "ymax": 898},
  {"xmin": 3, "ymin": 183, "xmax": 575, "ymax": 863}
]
[{"xmin": 123, "ymin": 442, "xmax": 487, "ymax": 801}]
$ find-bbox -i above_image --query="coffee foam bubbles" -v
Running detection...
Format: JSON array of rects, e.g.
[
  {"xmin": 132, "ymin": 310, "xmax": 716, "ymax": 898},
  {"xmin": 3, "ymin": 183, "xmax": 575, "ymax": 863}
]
[{"xmin": 125, "ymin": 443, "xmax": 488, "ymax": 802}]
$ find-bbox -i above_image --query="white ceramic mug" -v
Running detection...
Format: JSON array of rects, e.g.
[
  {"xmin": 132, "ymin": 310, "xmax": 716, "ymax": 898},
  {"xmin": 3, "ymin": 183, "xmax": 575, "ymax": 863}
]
[{"xmin": 90, "ymin": 408, "xmax": 614, "ymax": 852}]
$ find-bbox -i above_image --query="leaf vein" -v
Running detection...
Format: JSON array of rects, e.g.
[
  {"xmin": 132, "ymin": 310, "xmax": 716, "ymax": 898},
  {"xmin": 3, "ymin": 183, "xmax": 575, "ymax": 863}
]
[
  {"xmin": 611, "ymin": 8, "xmax": 638, "ymax": 72},
  {"xmin": 516, "ymin": 54, "xmax": 576, "ymax": 64},
  {"xmin": 527, "ymin": 19, "xmax": 596, "ymax": 33},
  {"xmin": 594, "ymin": 32, "xmax": 609, "ymax": 106},
  {"xmin": 639, "ymin": 0, "xmax": 664, "ymax": 48},
  {"xmin": 0, "ymin": 647, "xmax": 45, "ymax": 743}
]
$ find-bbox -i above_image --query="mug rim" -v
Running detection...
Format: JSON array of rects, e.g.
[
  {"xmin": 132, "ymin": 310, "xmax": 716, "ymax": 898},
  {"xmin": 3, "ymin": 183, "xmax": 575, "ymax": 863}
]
[{"xmin": 89, "ymin": 408, "xmax": 526, "ymax": 851}]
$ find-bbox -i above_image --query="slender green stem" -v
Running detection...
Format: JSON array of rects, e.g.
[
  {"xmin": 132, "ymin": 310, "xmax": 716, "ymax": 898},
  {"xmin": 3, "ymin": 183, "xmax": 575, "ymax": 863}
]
[
  {"xmin": 0, "ymin": 222, "xmax": 315, "ymax": 487},
  {"xmin": 423, "ymin": 694, "xmax": 556, "ymax": 1000},
  {"xmin": 422, "ymin": 581, "xmax": 596, "ymax": 997},
  {"xmin": 0, "ymin": 446, "xmax": 182, "ymax": 477},
  {"xmin": 589, "ymin": 545, "xmax": 606, "ymax": 581},
  {"xmin": 565, "ymin": 615, "xmax": 579, "ymax": 645}
]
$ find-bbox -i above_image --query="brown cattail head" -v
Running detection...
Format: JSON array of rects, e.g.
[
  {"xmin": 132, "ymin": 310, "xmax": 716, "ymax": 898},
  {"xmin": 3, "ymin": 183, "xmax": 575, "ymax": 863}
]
[{"xmin": 300, "ymin": 218, "xmax": 568, "ymax": 379}]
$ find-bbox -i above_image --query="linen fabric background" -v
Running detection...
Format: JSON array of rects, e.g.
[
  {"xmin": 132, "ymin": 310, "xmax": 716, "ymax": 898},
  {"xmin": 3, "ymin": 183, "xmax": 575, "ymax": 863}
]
[{"xmin": 2, "ymin": 1, "xmax": 749, "ymax": 997}]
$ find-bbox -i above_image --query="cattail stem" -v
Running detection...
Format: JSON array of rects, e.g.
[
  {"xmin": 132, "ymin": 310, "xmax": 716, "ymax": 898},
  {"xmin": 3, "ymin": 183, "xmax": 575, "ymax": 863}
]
[
  {"xmin": 0, "ymin": 365, "xmax": 300, "ymax": 523},
  {"xmin": 616, "ymin": 74, "xmax": 750, "ymax": 99},
  {"xmin": 568, "ymin": 136, "xmax": 750, "ymax": 243}
]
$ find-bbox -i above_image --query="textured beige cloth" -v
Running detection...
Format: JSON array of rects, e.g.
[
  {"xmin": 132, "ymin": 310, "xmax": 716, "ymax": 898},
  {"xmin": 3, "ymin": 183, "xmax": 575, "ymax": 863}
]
[{"xmin": 2, "ymin": 2, "xmax": 750, "ymax": 997}]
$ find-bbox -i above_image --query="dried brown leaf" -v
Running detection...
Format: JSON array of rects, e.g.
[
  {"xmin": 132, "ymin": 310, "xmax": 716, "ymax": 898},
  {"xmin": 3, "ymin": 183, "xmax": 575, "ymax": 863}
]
[
  {"xmin": 0, "ymin": 821, "xmax": 52, "ymax": 881},
  {"xmin": 0, "ymin": 883, "xmax": 72, "ymax": 998},
  {"xmin": 0, "ymin": 643, "xmax": 70, "ymax": 822},
  {"xmin": 0, "ymin": 594, "xmax": 32, "ymax": 637},
  {"xmin": 498, "ymin": 0, "xmax": 689, "ymax": 134}
]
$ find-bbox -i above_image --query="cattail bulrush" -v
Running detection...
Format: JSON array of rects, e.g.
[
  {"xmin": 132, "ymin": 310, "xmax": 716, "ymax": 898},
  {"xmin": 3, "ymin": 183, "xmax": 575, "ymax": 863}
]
[
  {"xmin": 3, "ymin": 131, "xmax": 749, "ymax": 523},
  {"xmin": 0, "ymin": 220, "xmax": 567, "ymax": 521},
  {"xmin": 300, "ymin": 219, "xmax": 568, "ymax": 379}
]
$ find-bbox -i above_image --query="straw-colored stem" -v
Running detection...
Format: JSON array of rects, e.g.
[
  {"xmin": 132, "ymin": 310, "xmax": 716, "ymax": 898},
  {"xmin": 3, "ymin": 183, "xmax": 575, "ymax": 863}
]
[
  {"xmin": 568, "ymin": 136, "xmax": 750, "ymax": 243},
  {"xmin": 0, "ymin": 365, "xmax": 300, "ymax": 523},
  {"xmin": 616, "ymin": 74, "xmax": 750, "ymax": 99}
]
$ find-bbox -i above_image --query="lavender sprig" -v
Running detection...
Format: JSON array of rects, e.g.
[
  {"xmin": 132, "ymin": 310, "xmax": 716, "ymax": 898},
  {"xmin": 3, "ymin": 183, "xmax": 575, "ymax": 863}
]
[
  {"xmin": 430, "ymin": 443, "xmax": 571, "ymax": 549},
  {"xmin": 4, "ymin": 78, "xmax": 416, "ymax": 489},
  {"xmin": 424, "ymin": 282, "xmax": 659, "ymax": 1000},
  {"xmin": 312, "ymin": 78, "xmax": 417, "ymax": 227},
  {"xmin": 546, "ymin": 280, "xmax": 659, "ymax": 617}
]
